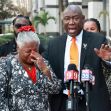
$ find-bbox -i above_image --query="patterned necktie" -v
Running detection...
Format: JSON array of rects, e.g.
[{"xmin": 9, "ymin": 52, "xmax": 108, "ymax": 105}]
[{"xmin": 70, "ymin": 37, "xmax": 79, "ymax": 68}]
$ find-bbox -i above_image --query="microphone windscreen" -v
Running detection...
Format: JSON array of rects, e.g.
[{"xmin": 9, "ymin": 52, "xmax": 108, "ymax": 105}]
[
  {"xmin": 68, "ymin": 64, "xmax": 77, "ymax": 71},
  {"xmin": 84, "ymin": 64, "xmax": 91, "ymax": 69}
]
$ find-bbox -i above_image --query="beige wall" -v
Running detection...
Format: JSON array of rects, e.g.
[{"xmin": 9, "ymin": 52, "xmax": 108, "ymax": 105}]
[
  {"xmin": 68, "ymin": 0, "xmax": 82, "ymax": 2},
  {"xmin": 109, "ymin": 0, "xmax": 111, "ymax": 30},
  {"xmin": 88, "ymin": 1, "xmax": 104, "ymax": 30},
  {"xmin": 37, "ymin": 0, "xmax": 59, "ymax": 34}
]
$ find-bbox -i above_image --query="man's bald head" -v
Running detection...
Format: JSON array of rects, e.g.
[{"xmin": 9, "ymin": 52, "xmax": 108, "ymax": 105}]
[
  {"xmin": 62, "ymin": 5, "xmax": 85, "ymax": 37},
  {"xmin": 63, "ymin": 5, "xmax": 83, "ymax": 17}
]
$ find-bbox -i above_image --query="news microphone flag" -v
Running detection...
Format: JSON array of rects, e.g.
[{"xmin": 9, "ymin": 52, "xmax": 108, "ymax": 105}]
[
  {"xmin": 64, "ymin": 64, "xmax": 78, "ymax": 96},
  {"xmin": 81, "ymin": 65, "xmax": 95, "ymax": 85},
  {"xmin": 65, "ymin": 70, "xmax": 78, "ymax": 82}
]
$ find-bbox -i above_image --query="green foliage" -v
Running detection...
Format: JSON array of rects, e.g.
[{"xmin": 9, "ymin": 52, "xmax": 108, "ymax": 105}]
[
  {"xmin": 99, "ymin": 10, "xmax": 109, "ymax": 18},
  {"xmin": 0, "ymin": 33, "xmax": 52, "ymax": 49},
  {"xmin": 0, "ymin": 0, "xmax": 19, "ymax": 19},
  {"xmin": 38, "ymin": 34, "xmax": 52, "ymax": 49},
  {"xmin": 34, "ymin": 10, "xmax": 56, "ymax": 27},
  {"xmin": 0, "ymin": 34, "xmax": 14, "ymax": 45}
]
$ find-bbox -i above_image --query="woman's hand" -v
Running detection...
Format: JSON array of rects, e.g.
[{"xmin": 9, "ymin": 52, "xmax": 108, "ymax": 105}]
[
  {"xmin": 30, "ymin": 51, "xmax": 51, "ymax": 79},
  {"xmin": 94, "ymin": 44, "xmax": 111, "ymax": 61}
]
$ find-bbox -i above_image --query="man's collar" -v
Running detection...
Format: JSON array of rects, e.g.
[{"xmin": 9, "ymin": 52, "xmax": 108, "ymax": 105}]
[{"xmin": 67, "ymin": 30, "xmax": 83, "ymax": 41}]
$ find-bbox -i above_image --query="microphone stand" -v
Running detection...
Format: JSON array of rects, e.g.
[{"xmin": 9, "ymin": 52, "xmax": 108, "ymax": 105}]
[
  {"xmin": 85, "ymin": 82, "xmax": 89, "ymax": 111},
  {"xmin": 66, "ymin": 81, "xmax": 79, "ymax": 111},
  {"xmin": 73, "ymin": 82, "xmax": 78, "ymax": 111}
]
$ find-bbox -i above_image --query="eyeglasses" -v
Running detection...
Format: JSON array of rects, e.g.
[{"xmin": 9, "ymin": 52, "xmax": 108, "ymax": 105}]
[{"xmin": 14, "ymin": 24, "xmax": 28, "ymax": 29}]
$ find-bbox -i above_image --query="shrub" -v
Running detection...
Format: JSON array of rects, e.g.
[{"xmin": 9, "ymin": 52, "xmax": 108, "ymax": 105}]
[
  {"xmin": 38, "ymin": 34, "xmax": 52, "ymax": 49},
  {"xmin": 0, "ymin": 33, "xmax": 14, "ymax": 45},
  {"xmin": 0, "ymin": 33, "xmax": 52, "ymax": 49}
]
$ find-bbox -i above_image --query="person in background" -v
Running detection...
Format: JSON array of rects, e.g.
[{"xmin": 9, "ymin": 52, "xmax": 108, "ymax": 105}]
[
  {"xmin": 43, "ymin": 5, "xmax": 111, "ymax": 111},
  {"xmin": 83, "ymin": 18, "xmax": 110, "ymax": 78},
  {"xmin": 83, "ymin": 18, "xmax": 111, "ymax": 101},
  {"xmin": 0, "ymin": 25, "xmax": 61, "ymax": 111},
  {"xmin": 83, "ymin": 18, "xmax": 101, "ymax": 32},
  {"xmin": 94, "ymin": 44, "xmax": 111, "ymax": 101},
  {"xmin": 0, "ymin": 15, "xmax": 45, "ymax": 57}
]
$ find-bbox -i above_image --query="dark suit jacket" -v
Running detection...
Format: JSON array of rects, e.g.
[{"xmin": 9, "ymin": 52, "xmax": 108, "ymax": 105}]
[{"xmin": 43, "ymin": 30, "xmax": 111, "ymax": 111}]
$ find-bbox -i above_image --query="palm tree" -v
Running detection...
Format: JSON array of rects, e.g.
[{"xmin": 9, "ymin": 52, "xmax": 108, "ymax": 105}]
[{"xmin": 34, "ymin": 9, "xmax": 56, "ymax": 35}]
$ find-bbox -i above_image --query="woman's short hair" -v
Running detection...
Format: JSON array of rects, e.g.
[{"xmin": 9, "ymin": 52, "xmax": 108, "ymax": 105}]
[
  {"xmin": 16, "ymin": 31, "xmax": 40, "ymax": 48},
  {"xmin": 84, "ymin": 18, "xmax": 101, "ymax": 32}
]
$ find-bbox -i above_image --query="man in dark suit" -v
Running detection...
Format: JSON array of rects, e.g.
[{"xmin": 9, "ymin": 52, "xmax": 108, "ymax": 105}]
[
  {"xmin": 43, "ymin": 5, "xmax": 111, "ymax": 111},
  {"xmin": 0, "ymin": 15, "xmax": 45, "ymax": 57}
]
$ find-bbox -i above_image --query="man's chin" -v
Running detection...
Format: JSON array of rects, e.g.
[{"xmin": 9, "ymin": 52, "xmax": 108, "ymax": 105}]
[
  {"xmin": 68, "ymin": 32, "xmax": 77, "ymax": 37},
  {"xmin": 68, "ymin": 29, "xmax": 81, "ymax": 37}
]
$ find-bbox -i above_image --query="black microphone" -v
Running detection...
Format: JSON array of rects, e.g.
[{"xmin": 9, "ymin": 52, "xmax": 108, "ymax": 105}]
[
  {"xmin": 64, "ymin": 64, "xmax": 78, "ymax": 95},
  {"xmin": 65, "ymin": 64, "xmax": 79, "ymax": 111},
  {"xmin": 81, "ymin": 64, "xmax": 95, "ymax": 111}
]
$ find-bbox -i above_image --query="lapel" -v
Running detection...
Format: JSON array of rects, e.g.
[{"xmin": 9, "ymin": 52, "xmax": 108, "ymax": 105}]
[{"xmin": 80, "ymin": 30, "xmax": 90, "ymax": 70}]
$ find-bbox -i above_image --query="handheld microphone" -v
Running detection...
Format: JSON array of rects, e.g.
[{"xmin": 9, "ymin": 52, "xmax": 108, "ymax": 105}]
[
  {"xmin": 81, "ymin": 64, "xmax": 95, "ymax": 85},
  {"xmin": 65, "ymin": 64, "xmax": 79, "ymax": 111},
  {"xmin": 64, "ymin": 64, "xmax": 78, "ymax": 95},
  {"xmin": 81, "ymin": 64, "xmax": 94, "ymax": 111}
]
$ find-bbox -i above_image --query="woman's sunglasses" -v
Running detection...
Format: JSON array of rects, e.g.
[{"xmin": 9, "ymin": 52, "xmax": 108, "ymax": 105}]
[{"xmin": 14, "ymin": 24, "xmax": 27, "ymax": 29}]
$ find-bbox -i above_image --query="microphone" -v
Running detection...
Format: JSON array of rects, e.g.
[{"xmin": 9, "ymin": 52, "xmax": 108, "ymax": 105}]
[
  {"xmin": 65, "ymin": 64, "xmax": 79, "ymax": 111},
  {"xmin": 64, "ymin": 64, "xmax": 78, "ymax": 95},
  {"xmin": 81, "ymin": 64, "xmax": 95, "ymax": 85},
  {"xmin": 81, "ymin": 64, "xmax": 95, "ymax": 111}
]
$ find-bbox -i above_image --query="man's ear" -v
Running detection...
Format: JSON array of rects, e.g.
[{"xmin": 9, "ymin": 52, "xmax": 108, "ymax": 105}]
[
  {"xmin": 82, "ymin": 15, "xmax": 85, "ymax": 25},
  {"xmin": 82, "ymin": 15, "xmax": 85, "ymax": 20}
]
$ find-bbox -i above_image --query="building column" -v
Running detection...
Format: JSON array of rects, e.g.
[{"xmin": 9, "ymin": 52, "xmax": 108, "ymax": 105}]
[
  {"xmin": 109, "ymin": 0, "xmax": 111, "ymax": 30},
  {"xmin": 88, "ymin": 1, "xmax": 104, "ymax": 30}
]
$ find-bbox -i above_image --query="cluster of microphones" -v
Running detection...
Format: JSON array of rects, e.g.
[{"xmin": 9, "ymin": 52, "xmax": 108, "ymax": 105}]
[{"xmin": 64, "ymin": 64, "xmax": 95, "ymax": 111}]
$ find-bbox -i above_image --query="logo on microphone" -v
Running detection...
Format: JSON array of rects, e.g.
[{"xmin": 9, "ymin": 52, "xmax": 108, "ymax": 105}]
[
  {"xmin": 73, "ymin": 71, "xmax": 78, "ymax": 81},
  {"xmin": 81, "ymin": 69, "xmax": 92, "ymax": 81},
  {"xmin": 65, "ymin": 70, "xmax": 78, "ymax": 82},
  {"xmin": 81, "ymin": 69, "xmax": 95, "ymax": 85}
]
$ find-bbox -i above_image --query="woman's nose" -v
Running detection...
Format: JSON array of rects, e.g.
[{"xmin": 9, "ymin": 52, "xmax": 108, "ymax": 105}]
[{"xmin": 31, "ymin": 50, "xmax": 35, "ymax": 54}]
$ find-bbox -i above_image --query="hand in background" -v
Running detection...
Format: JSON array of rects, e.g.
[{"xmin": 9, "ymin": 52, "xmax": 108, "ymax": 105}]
[{"xmin": 94, "ymin": 44, "xmax": 111, "ymax": 61}]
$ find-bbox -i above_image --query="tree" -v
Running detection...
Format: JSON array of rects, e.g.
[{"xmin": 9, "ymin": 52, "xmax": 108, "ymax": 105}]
[
  {"xmin": 34, "ymin": 10, "xmax": 56, "ymax": 35},
  {"xmin": 15, "ymin": 6, "xmax": 31, "ymax": 16},
  {"xmin": 0, "ymin": 0, "xmax": 19, "ymax": 19}
]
